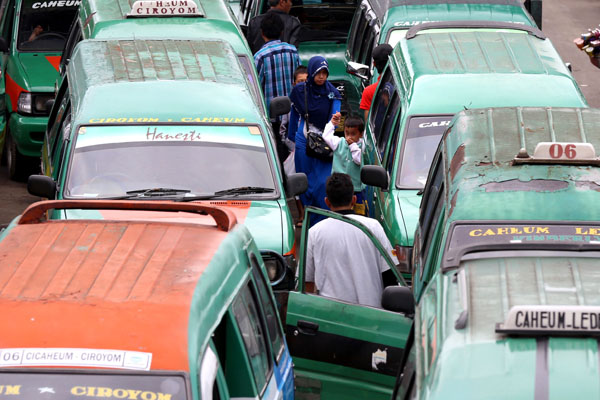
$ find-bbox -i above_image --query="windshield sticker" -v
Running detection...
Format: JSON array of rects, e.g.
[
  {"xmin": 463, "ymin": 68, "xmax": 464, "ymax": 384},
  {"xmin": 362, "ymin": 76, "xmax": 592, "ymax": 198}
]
[
  {"xmin": 406, "ymin": 116, "xmax": 452, "ymax": 139},
  {"xmin": 128, "ymin": 1, "xmax": 200, "ymax": 17},
  {"xmin": 76, "ymin": 125, "xmax": 263, "ymax": 149},
  {"xmin": 0, "ymin": 372, "xmax": 186, "ymax": 400},
  {"xmin": 30, "ymin": 1, "xmax": 81, "ymax": 8},
  {"xmin": 88, "ymin": 117, "xmax": 246, "ymax": 124},
  {"xmin": 453, "ymin": 224, "xmax": 600, "ymax": 245},
  {"xmin": 0, "ymin": 348, "xmax": 152, "ymax": 371}
]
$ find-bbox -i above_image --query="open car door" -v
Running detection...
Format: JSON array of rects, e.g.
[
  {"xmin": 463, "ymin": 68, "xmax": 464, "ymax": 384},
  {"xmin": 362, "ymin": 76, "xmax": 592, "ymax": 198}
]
[{"xmin": 285, "ymin": 207, "xmax": 414, "ymax": 400}]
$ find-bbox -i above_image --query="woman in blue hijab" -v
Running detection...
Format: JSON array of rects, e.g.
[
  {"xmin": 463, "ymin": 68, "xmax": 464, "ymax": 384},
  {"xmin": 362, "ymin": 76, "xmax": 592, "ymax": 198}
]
[{"xmin": 288, "ymin": 56, "xmax": 341, "ymax": 224}]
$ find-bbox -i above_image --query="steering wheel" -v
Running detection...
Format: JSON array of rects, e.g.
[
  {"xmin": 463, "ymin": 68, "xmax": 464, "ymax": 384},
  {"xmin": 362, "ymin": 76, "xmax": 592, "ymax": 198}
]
[{"xmin": 34, "ymin": 32, "xmax": 66, "ymax": 41}]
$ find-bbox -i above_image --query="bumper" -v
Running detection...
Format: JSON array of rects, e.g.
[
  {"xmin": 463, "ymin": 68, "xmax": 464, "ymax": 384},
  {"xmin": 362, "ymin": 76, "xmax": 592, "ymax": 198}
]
[{"xmin": 9, "ymin": 112, "xmax": 48, "ymax": 157}]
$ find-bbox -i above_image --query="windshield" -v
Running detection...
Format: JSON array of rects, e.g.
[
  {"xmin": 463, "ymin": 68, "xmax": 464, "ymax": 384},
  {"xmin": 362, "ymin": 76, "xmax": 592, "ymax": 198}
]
[
  {"xmin": 292, "ymin": 0, "xmax": 357, "ymax": 43},
  {"xmin": 396, "ymin": 116, "xmax": 451, "ymax": 189},
  {"xmin": 64, "ymin": 125, "xmax": 277, "ymax": 199},
  {"xmin": 0, "ymin": 371, "xmax": 187, "ymax": 400},
  {"xmin": 17, "ymin": 0, "xmax": 80, "ymax": 52}
]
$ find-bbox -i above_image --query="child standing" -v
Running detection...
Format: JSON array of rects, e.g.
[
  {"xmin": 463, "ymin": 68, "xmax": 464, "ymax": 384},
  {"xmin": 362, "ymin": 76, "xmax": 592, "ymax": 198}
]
[{"xmin": 322, "ymin": 113, "xmax": 368, "ymax": 215}]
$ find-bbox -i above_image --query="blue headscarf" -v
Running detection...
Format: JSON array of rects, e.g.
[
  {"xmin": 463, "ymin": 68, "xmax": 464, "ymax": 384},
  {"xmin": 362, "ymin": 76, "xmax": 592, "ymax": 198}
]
[{"xmin": 289, "ymin": 56, "xmax": 341, "ymax": 131}]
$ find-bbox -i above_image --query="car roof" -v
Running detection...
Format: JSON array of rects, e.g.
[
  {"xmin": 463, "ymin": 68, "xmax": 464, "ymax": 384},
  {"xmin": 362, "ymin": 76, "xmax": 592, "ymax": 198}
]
[
  {"xmin": 0, "ymin": 200, "xmax": 244, "ymax": 371},
  {"xmin": 370, "ymin": 0, "xmax": 534, "ymax": 24},
  {"xmin": 443, "ymin": 107, "xmax": 600, "ymax": 223},
  {"xmin": 80, "ymin": 0, "xmax": 250, "ymax": 55},
  {"xmin": 392, "ymin": 28, "xmax": 587, "ymax": 115},
  {"xmin": 67, "ymin": 39, "xmax": 262, "ymax": 124}
]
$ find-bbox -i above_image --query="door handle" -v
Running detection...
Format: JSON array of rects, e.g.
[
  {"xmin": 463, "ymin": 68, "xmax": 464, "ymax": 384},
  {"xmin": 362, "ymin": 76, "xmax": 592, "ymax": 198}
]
[{"xmin": 296, "ymin": 320, "xmax": 319, "ymax": 336}]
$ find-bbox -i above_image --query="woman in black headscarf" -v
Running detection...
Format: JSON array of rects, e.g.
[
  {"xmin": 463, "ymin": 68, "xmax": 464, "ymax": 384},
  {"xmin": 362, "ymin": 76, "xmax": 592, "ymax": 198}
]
[{"xmin": 288, "ymin": 56, "xmax": 341, "ymax": 223}]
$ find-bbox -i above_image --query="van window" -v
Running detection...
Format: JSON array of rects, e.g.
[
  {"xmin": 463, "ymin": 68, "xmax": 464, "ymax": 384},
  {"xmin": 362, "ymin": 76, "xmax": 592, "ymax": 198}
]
[
  {"xmin": 1, "ymin": 0, "xmax": 15, "ymax": 48},
  {"xmin": 250, "ymin": 254, "xmax": 285, "ymax": 361},
  {"xmin": 349, "ymin": 5, "xmax": 367, "ymax": 61},
  {"xmin": 376, "ymin": 90, "xmax": 400, "ymax": 158},
  {"xmin": 17, "ymin": 0, "xmax": 78, "ymax": 52},
  {"xmin": 232, "ymin": 283, "xmax": 272, "ymax": 395},
  {"xmin": 60, "ymin": 16, "xmax": 82, "ymax": 73},
  {"xmin": 238, "ymin": 55, "xmax": 265, "ymax": 113},
  {"xmin": 369, "ymin": 69, "xmax": 395, "ymax": 151}
]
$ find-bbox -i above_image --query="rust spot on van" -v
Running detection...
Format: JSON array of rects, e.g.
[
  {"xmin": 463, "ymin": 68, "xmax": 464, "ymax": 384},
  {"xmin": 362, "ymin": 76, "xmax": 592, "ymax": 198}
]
[
  {"xmin": 480, "ymin": 179, "xmax": 568, "ymax": 192},
  {"xmin": 450, "ymin": 145, "xmax": 465, "ymax": 181},
  {"xmin": 449, "ymin": 191, "xmax": 458, "ymax": 216},
  {"xmin": 575, "ymin": 181, "xmax": 600, "ymax": 191}
]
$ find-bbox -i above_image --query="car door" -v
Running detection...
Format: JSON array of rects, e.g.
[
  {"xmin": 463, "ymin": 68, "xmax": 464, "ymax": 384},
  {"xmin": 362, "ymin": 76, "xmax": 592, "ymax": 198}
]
[{"xmin": 285, "ymin": 207, "xmax": 413, "ymax": 399}]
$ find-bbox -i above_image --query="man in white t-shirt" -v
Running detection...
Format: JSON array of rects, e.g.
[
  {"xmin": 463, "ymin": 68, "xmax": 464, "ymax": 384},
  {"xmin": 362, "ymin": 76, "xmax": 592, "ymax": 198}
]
[{"xmin": 305, "ymin": 173, "xmax": 399, "ymax": 308}]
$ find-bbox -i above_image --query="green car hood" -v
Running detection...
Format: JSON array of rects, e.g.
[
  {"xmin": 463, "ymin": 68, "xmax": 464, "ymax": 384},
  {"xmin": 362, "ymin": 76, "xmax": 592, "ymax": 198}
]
[
  {"xmin": 14, "ymin": 52, "xmax": 60, "ymax": 91},
  {"xmin": 60, "ymin": 200, "xmax": 291, "ymax": 254},
  {"xmin": 394, "ymin": 189, "xmax": 420, "ymax": 246},
  {"xmin": 428, "ymin": 257, "xmax": 600, "ymax": 399}
]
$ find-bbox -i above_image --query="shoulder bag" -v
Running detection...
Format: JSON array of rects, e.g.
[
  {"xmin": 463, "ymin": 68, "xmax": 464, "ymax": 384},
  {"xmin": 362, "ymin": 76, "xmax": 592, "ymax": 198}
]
[{"xmin": 304, "ymin": 87, "xmax": 333, "ymax": 161}]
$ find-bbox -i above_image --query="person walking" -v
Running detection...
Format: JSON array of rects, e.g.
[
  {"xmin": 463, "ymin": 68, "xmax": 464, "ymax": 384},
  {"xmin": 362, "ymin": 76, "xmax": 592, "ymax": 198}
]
[
  {"xmin": 304, "ymin": 173, "xmax": 398, "ymax": 308},
  {"xmin": 247, "ymin": 0, "xmax": 301, "ymax": 54},
  {"xmin": 254, "ymin": 13, "xmax": 300, "ymax": 111},
  {"xmin": 288, "ymin": 56, "xmax": 341, "ymax": 225}
]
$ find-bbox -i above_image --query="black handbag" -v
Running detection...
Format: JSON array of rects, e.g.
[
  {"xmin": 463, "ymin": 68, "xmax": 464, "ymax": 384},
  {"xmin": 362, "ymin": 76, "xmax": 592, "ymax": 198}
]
[{"xmin": 304, "ymin": 87, "xmax": 333, "ymax": 161}]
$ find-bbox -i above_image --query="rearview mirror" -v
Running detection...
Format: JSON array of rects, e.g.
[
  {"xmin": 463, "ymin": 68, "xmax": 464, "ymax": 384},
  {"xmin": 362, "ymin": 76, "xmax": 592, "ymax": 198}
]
[
  {"xmin": 286, "ymin": 172, "xmax": 308, "ymax": 197},
  {"xmin": 381, "ymin": 286, "xmax": 415, "ymax": 316},
  {"xmin": 28, "ymin": 175, "xmax": 56, "ymax": 199},
  {"xmin": 346, "ymin": 61, "xmax": 370, "ymax": 81},
  {"xmin": 269, "ymin": 96, "xmax": 291, "ymax": 121},
  {"xmin": 260, "ymin": 250, "xmax": 288, "ymax": 287},
  {"xmin": 361, "ymin": 165, "xmax": 389, "ymax": 191}
]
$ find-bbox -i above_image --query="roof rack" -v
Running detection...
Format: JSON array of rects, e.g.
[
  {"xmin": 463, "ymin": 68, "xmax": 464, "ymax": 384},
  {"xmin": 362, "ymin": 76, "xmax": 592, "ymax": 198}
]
[
  {"xmin": 18, "ymin": 200, "xmax": 237, "ymax": 232},
  {"xmin": 405, "ymin": 20, "xmax": 546, "ymax": 40}
]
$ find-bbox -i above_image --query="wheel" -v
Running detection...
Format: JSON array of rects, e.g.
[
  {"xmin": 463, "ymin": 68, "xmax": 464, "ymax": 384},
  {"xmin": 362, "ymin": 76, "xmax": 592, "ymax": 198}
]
[{"xmin": 6, "ymin": 133, "xmax": 38, "ymax": 182}]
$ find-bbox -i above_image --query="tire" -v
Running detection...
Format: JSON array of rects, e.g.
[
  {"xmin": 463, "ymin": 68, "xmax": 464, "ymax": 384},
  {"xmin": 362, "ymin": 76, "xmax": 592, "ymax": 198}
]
[{"xmin": 6, "ymin": 133, "xmax": 37, "ymax": 182}]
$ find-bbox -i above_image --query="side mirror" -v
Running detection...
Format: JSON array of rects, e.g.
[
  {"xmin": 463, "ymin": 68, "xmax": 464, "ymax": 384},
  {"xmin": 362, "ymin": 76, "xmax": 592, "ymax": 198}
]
[
  {"xmin": 346, "ymin": 61, "xmax": 370, "ymax": 81},
  {"xmin": 0, "ymin": 37, "xmax": 8, "ymax": 53},
  {"xmin": 269, "ymin": 96, "xmax": 291, "ymax": 121},
  {"xmin": 286, "ymin": 172, "xmax": 308, "ymax": 197},
  {"xmin": 382, "ymin": 286, "xmax": 415, "ymax": 316},
  {"xmin": 260, "ymin": 250, "xmax": 288, "ymax": 287},
  {"xmin": 27, "ymin": 175, "xmax": 57, "ymax": 199},
  {"xmin": 361, "ymin": 165, "xmax": 389, "ymax": 191}
]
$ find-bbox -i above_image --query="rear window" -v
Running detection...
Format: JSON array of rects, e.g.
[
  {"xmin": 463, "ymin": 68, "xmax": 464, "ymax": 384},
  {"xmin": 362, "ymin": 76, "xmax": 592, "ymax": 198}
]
[
  {"xmin": 17, "ymin": 0, "xmax": 80, "ymax": 52},
  {"xmin": 0, "ymin": 371, "xmax": 187, "ymax": 400},
  {"xmin": 292, "ymin": 0, "xmax": 357, "ymax": 43}
]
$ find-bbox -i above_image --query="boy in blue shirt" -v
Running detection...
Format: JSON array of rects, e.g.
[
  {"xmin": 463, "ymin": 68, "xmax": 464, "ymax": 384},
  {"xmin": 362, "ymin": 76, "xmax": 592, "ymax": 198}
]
[{"xmin": 322, "ymin": 113, "xmax": 368, "ymax": 215}]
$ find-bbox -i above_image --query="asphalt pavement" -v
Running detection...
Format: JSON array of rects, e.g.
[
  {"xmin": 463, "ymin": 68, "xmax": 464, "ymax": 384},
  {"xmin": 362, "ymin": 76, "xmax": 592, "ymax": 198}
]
[{"xmin": 0, "ymin": 0, "xmax": 599, "ymax": 227}]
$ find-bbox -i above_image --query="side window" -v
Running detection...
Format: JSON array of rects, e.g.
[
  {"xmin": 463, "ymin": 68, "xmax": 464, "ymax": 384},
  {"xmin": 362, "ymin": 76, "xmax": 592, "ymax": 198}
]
[
  {"xmin": 351, "ymin": 7, "xmax": 368, "ymax": 62},
  {"xmin": 238, "ymin": 55, "xmax": 265, "ymax": 113},
  {"xmin": 60, "ymin": 18, "xmax": 82, "ymax": 74},
  {"xmin": 376, "ymin": 91, "xmax": 400, "ymax": 158},
  {"xmin": 418, "ymin": 154, "xmax": 444, "ymax": 257},
  {"xmin": 369, "ymin": 68, "xmax": 395, "ymax": 147},
  {"xmin": 232, "ymin": 283, "xmax": 272, "ymax": 395},
  {"xmin": 358, "ymin": 22, "xmax": 376, "ymax": 66},
  {"xmin": 1, "ymin": 0, "xmax": 15, "ymax": 47},
  {"xmin": 250, "ymin": 254, "xmax": 285, "ymax": 361},
  {"xmin": 51, "ymin": 107, "xmax": 71, "ymax": 178},
  {"xmin": 383, "ymin": 110, "xmax": 402, "ymax": 175},
  {"xmin": 348, "ymin": 4, "xmax": 366, "ymax": 61}
]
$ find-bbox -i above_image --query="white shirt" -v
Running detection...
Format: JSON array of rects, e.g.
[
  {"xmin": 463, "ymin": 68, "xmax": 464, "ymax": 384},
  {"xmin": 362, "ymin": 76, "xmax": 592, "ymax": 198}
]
[
  {"xmin": 305, "ymin": 214, "xmax": 396, "ymax": 308},
  {"xmin": 322, "ymin": 121, "xmax": 363, "ymax": 165}
]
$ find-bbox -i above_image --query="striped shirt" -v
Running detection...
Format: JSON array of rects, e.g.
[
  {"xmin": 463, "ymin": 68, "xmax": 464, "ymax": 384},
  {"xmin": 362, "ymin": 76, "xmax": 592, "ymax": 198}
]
[{"xmin": 254, "ymin": 40, "xmax": 300, "ymax": 112}]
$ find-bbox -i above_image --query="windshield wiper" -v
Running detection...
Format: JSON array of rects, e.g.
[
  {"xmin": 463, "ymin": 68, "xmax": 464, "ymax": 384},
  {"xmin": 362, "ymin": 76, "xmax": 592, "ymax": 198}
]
[
  {"xmin": 125, "ymin": 187, "xmax": 191, "ymax": 196},
  {"xmin": 177, "ymin": 186, "xmax": 275, "ymax": 202}
]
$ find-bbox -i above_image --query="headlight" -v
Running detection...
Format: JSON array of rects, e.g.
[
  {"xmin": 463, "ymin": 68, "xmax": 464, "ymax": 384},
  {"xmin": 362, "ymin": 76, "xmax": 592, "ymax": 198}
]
[{"xmin": 17, "ymin": 92, "xmax": 32, "ymax": 114}]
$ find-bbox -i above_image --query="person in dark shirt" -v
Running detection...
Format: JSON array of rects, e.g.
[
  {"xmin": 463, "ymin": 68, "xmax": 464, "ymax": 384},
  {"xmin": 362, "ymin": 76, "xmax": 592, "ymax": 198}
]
[{"xmin": 247, "ymin": 0, "xmax": 301, "ymax": 54}]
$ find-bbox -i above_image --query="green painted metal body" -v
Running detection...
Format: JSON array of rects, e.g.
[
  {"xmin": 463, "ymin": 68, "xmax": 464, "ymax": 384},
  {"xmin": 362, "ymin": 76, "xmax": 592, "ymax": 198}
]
[
  {"xmin": 286, "ymin": 207, "xmax": 412, "ymax": 399},
  {"xmin": 41, "ymin": 39, "xmax": 295, "ymax": 255},
  {"xmin": 0, "ymin": 0, "xmax": 78, "ymax": 163},
  {"xmin": 363, "ymin": 28, "xmax": 588, "ymax": 255},
  {"xmin": 405, "ymin": 107, "xmax": 600, "ymax": 400}
]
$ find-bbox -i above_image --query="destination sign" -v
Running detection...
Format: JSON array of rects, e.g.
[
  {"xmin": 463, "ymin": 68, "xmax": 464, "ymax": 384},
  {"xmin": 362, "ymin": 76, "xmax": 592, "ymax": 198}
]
[
  {"xmin": 444, "ymin": 223, "xmax": 600, "ymax": 268},
  {"xmin": 128, "ymin": 1, "xmax": 201, "ymax": 17},
  {"xmin": 0, "ymin": 348, "xmax": 152, "ymax": 370},
  {"xmin": 496, "ymin": 305, "xmax": 600, "ymax": 336}
]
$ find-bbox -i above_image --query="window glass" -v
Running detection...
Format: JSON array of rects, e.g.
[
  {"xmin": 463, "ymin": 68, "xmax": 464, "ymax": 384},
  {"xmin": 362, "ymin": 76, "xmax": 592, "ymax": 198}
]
[
  {"xmin": 369, "ymin": 69, "xmax": 395, "ymax": 149},
  {"xmin": 350, "ymin": 7, "xmax": 367, "ymax": 61},
  {"xmin": 376, "ymin": 91, "xmax": 400, "ymax": 157},
  {"xmin": 59, "ymin": 17, "xmax": 82, "ymax": 74},
  {"xmin": 17, "ymin": 0, "xmax": 79, "ymax": 52},
  {"xmin": 358, "ymin": 21, "xmax": 376, "ymax": 66},
  {"xmin": 419, "ymin": 156, "xmax": 443, "ymax": 252},
  {"xmin": 1, "ymin": 0, "xmax": 15, "ymax": 47},
  {"xmin": 347, "ymin": 3, "xmax": 364, "ymax": 60},
  {"xmin": 250, "ymin": 255, "xmax": 284, "ymax": 361},
  {"xmin": 64, "ymin": 125, "xmax": 277, "ymax": 199},
  {"xmin": 396, "ymin": 116, "xmax": 451, "ymax": 189},
  {"xmin": 238, "ymin": 55, "xmax": 265, "ymax": 114},
  {"xmin": 232, "ymin": 284, "xmax": 271, "ymax": 394},
  {"xmin": 291, "ymin": 0, "xmax": 357, "ymax": 44}
]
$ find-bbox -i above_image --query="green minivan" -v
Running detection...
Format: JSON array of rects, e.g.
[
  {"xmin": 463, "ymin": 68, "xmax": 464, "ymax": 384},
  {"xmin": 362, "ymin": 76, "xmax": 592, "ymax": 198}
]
[
  {"xmin": 28, "ymin": 38, "xmax": 306, "ymax": 277},
  {"xmin": 395, "ymin": 106, "xmax": 600, "ymax": 399},
  {"xmin": 361, "ymin": 21, "xmax": 588, "ymax": 272},
  {"xmin": 0, "ymin": 0, "xmax": 79, "ymax": 180},
  {"xmin": 0, "ymin": 199, "xmax": 294, "ymax": 400},
  {"xmin": 345, "ymin": 0, "xmax": 542, "ymax": 83}
]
